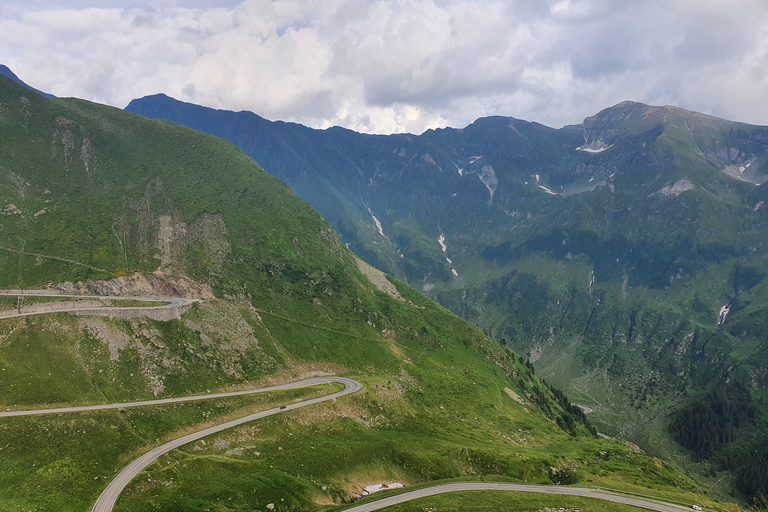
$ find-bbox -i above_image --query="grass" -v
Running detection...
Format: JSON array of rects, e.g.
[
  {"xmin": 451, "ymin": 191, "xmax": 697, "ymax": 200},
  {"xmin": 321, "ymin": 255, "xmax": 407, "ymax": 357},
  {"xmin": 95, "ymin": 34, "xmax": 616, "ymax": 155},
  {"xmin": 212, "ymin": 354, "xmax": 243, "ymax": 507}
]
[
  {"xmin": 341, "ymin": 491, "xmax": 648, "ymax": 512},
  {"xmin": 0, "ymin": 385, "xmax": 335, "ymax": 512},
  {"xmin": 0, "ymin": 305, "xmax": 716, "ymax": 511},
  {"xmin": 0, "ymin": 76, "xmax": 729, "ymax": 511},
  {"xmin": 116, "ymin": 76, "xmax": 768, "ymax": 506},
  {"xmin": 111, "ymin": 401, "xmax": 715, "ymax": 512}
]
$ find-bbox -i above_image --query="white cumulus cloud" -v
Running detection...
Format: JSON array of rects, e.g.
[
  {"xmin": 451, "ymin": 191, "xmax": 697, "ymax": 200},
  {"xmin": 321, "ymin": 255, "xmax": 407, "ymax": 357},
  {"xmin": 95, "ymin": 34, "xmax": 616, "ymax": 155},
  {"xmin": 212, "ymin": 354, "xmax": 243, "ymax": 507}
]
[{"xmin": 2, "ymin": 0, "xmax": 768, "ymax": 134}]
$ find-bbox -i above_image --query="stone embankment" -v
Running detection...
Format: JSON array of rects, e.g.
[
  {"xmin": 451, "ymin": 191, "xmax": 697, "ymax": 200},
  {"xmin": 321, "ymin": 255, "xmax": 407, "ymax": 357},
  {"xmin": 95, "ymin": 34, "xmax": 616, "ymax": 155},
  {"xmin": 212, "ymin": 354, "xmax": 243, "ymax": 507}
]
[
  {"xmin": 68, "ymin": 302, "xmax": 192, "ymax": 321},
  {"xmin": 54, "ymin": 272, "xmax": 214, "ymax": 299},
  {"xmin": 0, "ymin": 299, "xmax": 104, "ymax": 317},
  {"xmin": 0, "ymin": 273, "xmax": 208, "ymax": 321},
  {"xmin": 0, "ymin": 296, "xmax": 194, "ymax": 322}
]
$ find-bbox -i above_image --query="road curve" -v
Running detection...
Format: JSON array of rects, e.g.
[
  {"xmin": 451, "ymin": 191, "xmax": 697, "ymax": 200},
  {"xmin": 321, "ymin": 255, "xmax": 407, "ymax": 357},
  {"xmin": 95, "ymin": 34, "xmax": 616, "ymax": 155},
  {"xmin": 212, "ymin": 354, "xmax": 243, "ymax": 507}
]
[
  {"xmin": 1, "ymin": 377, "xmax": 356, "ymax": 417},
  {"xmin": 574, "ymin": 403, "xmax": 593, "ymax": 414},
  {"xmin": 341, "ymin": 483, "xmax": 693, "ymax": 512},
  {"xmin": 0, "ymin": 291, "xmax": 196, "ymax": 319},
  {"xmin": 91, "ymin": 377, "xmax": 361, "ymax": 512},
  {"xmin": 1, "ymin": 292, "xmax": 694, "ymax": 512}
]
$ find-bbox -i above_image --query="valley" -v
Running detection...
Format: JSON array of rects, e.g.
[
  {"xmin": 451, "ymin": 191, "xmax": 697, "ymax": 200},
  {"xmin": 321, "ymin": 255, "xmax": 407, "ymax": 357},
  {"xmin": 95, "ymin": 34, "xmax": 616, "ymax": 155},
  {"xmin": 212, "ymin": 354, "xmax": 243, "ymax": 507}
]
[
  {"xmin": 125, "ymin": 93, "xmax": 768, "ymax": 504},
  {"xmin": 0, "ymin": 73, "xmax": 723, "ymax": 512}
]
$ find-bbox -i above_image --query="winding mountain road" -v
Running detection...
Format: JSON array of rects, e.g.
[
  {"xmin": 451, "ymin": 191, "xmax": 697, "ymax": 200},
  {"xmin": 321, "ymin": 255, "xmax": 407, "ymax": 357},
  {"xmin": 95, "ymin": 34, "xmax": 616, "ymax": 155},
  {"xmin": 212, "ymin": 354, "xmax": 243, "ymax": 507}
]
[
  {"xmin": 0, "ymin": 291, "xmax": 363, "ymax": 510},
  {"xmin": 0, "ymin": 291, "xmax": 700, "ymax": 512},
  {"xmin": 0, "ymin": 291, "xmax": 196, "ymax": 319},
  {"xmin": 342, "ymin": 483, "xmax": 695, "ymax": 512},
  {"xmin": 90, "ymin": 377, "xmax": 362, "ymax": 512},
  {"xmin": 0, "ymin": 377, "xmax": 360, "ymax": 418},
  {"xmin": 1, "ymin": 374, "xmax": 364, "ymax": 512}
]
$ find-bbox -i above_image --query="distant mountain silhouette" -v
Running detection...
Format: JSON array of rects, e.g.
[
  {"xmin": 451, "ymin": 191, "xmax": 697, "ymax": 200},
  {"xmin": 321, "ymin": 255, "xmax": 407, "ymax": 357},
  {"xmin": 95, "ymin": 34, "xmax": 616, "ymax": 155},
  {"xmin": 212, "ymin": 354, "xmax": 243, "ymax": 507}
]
[{"xmin": 0, "ymin": 65, "xmax": 54, "ymax": 98}]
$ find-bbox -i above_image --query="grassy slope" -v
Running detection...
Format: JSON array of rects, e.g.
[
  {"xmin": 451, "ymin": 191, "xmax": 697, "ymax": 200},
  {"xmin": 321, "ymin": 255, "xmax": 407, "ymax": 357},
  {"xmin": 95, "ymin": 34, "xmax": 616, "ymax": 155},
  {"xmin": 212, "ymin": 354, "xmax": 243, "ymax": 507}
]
[
  {"xmin": 0, "ymin": 76, "xmax": 719, "ymax": 511},
  {"xmin": 425, "ymin": 112, "xmax": 768, "ymax": 500},
  {"xmin": 123, "ymin": 94, "xmax": 768, "ymax": 502}
]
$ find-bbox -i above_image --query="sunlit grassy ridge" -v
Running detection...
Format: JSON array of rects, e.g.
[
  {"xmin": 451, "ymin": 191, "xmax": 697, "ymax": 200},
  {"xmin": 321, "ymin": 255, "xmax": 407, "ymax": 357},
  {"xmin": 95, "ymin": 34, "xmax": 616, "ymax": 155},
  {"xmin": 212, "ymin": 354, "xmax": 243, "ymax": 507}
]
[{"xmin": 0, "ymin": 76, "xmax": 719, "ymax": 511}]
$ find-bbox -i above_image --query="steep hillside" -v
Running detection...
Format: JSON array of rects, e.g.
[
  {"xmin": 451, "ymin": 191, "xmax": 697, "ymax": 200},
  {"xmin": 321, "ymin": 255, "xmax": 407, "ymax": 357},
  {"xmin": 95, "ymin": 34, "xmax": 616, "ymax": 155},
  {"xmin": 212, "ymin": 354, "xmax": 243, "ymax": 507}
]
[
  {"xmin": 126, "ymin": 94, "xmax": 768, "ymax": 501},
  {"xmin": 0, "ymin": 75, "xmax": 717, "ymax": 512}
]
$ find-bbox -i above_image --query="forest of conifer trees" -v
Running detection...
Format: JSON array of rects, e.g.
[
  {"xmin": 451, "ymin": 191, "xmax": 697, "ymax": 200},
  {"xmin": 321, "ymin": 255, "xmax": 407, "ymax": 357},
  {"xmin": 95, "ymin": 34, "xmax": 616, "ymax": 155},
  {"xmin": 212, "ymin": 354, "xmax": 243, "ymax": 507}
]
[
  {"xmin": 670, "ymin": 386, "xmax": 768, "ymax": 501},
  {"xmin": 670, "ymin": 387, "xmax": 755, "ymax": 458}
]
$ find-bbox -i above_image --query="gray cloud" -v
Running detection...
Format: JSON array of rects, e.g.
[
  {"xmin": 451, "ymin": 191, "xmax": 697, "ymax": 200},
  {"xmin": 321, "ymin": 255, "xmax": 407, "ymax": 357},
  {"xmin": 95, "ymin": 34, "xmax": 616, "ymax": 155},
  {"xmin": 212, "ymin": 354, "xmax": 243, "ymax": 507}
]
[{"xmin": 1, "ymin": 0, "xmax": 767, "ymax": 134}]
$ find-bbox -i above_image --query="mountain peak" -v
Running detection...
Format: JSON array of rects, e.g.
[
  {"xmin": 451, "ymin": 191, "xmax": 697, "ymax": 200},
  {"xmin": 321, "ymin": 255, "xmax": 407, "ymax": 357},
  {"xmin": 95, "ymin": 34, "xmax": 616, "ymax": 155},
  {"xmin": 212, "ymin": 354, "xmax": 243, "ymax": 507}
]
[
  {"xmin": 590, "ymin": 100, "xmax": 738, "ymax": 128},
  {"xmin": 586, "ymin": 100, "xmax": 653, "ymax": 123},
  {"xmin": 0, "ymin": 65, "xmax": 54, "ymax": 98}
]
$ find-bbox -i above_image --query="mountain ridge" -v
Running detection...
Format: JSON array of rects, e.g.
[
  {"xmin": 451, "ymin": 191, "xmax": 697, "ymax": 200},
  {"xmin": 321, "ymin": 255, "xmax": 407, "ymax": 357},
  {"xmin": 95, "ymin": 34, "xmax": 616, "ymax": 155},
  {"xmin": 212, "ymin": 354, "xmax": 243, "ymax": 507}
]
[
  {"xmin": 0, "ymin": 64, "xmax": 54, "ymax": 98},
  {"xmin": 125, "ymin": 89, "xmax": 768, "ymax": 502},
  {"xmin": 4, "ymin": 71, "xmax": 712, "ymax": 512}
]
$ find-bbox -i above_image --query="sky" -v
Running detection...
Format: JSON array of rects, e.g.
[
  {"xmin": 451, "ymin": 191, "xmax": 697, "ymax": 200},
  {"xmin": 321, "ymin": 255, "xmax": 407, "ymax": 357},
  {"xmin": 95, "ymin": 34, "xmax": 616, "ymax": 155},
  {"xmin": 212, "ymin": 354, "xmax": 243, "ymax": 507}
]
[{"xmin": 1, "ymin": 0, "xmax": 768, "ymax": 134}]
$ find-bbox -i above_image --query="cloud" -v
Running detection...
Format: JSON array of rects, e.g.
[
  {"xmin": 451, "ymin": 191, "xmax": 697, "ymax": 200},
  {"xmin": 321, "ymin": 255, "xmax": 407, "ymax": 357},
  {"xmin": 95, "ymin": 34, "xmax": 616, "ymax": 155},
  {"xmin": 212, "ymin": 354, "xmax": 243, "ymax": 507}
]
[{"xmin": 1, "ymin": 0, "xmax": 768, "ymax": 134}]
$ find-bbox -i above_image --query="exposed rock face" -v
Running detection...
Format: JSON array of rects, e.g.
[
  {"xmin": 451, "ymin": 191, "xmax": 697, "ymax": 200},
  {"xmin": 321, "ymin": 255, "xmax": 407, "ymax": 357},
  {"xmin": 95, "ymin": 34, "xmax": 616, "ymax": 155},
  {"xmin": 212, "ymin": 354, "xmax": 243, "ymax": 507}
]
[
  {"xmin": 155, "ymin": 213, "xmax": 231, "ymax": 272},
  {"xmin": 355, "ymin": 258, "xmax": 403, "ymax": 301},
  {"xmin": 478, "ymin": 165, "xmax": 498, "ymax": 204},
  {"xmin": 78, "ymin": 317, "xmax": 131, "ymax": 360},
  {"xmin": 54, "ymin": 273, "xmax": 214, "ymax": 299},
  {"xmin": 655, "ymin": 179, "xmax": 694, "ymax": 197},
  {"xmin": 112, "ymin": 181, "xmax": 231, "ymax": 272},
  {"xmin": 68, "ymin": 303, "xmax": 193, "ymax": 322}
]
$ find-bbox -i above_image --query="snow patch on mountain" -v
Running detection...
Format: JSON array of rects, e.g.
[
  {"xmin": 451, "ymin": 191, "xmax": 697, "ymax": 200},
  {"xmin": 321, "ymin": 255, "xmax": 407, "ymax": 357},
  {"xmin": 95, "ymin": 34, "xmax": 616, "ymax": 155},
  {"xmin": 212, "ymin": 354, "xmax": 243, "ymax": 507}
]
[
  {"xmin": 721, "ymin": 159, "xmax": 767, "ymax": 184},
  {"xmin": 368, "ymin": 208, "xmax": 385, "ymax": 237},
  {"xmin": 438, "ymin": 234, "xmax": 459, "ymax": 276},
  {"xmin": 718, "ymin": 304, "xmax": 731, "ymax": 325},
  {"xmin": 576, "ymin": 135, "xmax": 613, "ymax": 153},
  {"xmin": 577, "ymin": 144, "xmax": 613, "ymax": 153},
  {"xmin": 538, "ymin": 185, "xmax": 558, "ymax": 195},
  {"xmin": 723, "ymin": 163, "xmax": 753, "ymax": 181}
]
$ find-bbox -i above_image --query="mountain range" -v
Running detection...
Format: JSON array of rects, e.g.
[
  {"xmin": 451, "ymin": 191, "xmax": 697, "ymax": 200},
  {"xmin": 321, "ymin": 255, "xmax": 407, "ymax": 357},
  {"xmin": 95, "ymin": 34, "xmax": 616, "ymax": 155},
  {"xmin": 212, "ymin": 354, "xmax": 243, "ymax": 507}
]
[
  {"xmin": 126, "ymin": 92, "xmax": 768, "ymax": 500},
  {"xmin": 0, "ymin": 69, "xmax": 723, "ymax": 512},
  {"xmin": 0, "ymin": 64, "xmax": 54, "ymax": 98}
]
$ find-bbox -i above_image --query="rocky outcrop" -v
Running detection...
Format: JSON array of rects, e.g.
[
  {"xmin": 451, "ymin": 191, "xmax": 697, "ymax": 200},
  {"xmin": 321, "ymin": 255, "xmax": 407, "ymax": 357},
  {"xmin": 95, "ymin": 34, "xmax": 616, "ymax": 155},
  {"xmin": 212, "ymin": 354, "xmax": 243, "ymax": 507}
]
[
  {"xmin": 53, "ymin": 272, "xmax": 214, "ymax": 299},
  {"xmin": 68, "ymin": 303, "xmax": 192, "ymax": 322}
]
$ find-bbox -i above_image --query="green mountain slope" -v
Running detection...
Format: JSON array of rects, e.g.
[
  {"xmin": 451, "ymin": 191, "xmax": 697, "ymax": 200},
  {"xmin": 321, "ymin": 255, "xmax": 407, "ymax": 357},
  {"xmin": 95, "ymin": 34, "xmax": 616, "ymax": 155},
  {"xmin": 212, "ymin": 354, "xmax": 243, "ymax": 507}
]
[
  {"xmin": 126, "ymin": 94, "xmax": 768, "ymax": 501},
  {"xmin": 0, "ymin": 76, "xmax": 718, "ymax": 511}
]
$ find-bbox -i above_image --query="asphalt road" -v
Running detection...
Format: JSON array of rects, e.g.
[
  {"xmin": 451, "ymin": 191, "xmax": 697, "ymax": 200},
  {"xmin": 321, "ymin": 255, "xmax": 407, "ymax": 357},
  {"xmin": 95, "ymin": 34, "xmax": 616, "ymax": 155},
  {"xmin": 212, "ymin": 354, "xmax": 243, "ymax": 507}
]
[
  {"xmin": 0, "ymin": 376, "xmax": 359, "ymax": 418},
  {"xmin": 0, "ymin": 291, "xmax": 362, "ymax": 511},
  {"xmin": 0, "ymin": 291, "xmax": 697, "ymax": 512},
  {"xmin": 341, "ymin": 483, "xmax": 696, "ymax": 512},
  {"xmin": 0, "ymin": 291, "xmax": 196, "ymax": 319},
  {"xmin": 90, "ymin": 377, "xmax": 361, "ymax": 512}
]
